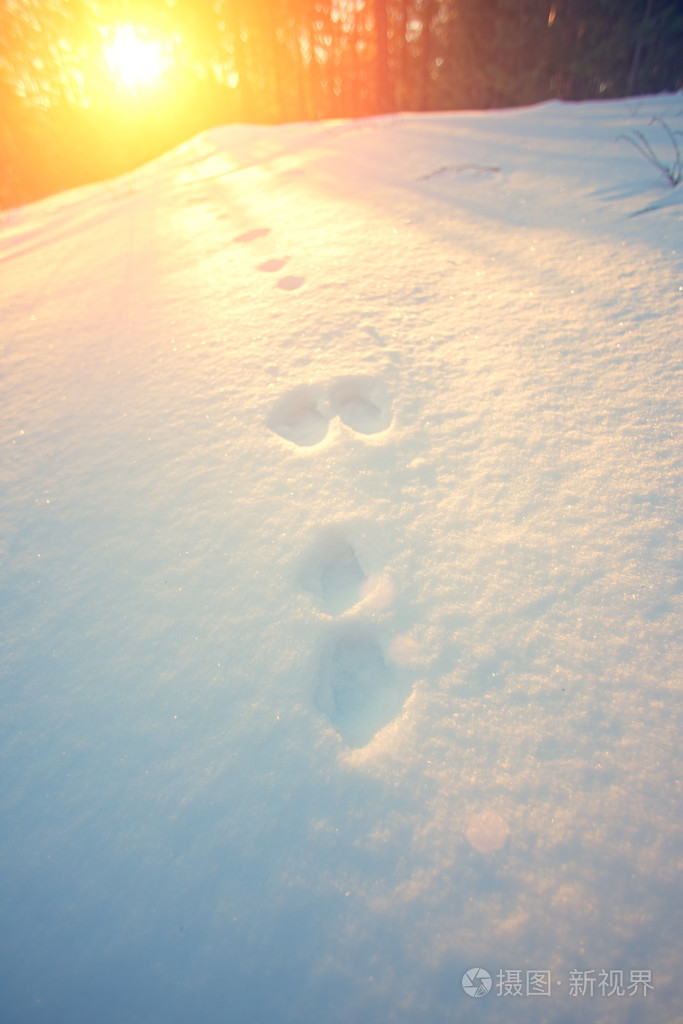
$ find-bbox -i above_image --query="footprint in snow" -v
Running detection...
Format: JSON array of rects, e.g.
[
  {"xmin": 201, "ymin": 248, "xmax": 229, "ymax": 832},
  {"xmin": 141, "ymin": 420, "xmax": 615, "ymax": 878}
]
[
  {"xmin": 257, "ymin": 258, "xmax": 288, "ymax": 273},
  {"xmin": 268, "ymin": 376, "xmax": 391, "ymax": 447},
  {"xmin": 276, "ymin": 275, "xmax": 306, "ymax": 291},
  {"xmin": 234, "ymin": 228, "xmax": 271, "ymax": 243},
  {"xmin": 266, "ymin": 384, "xmax": 328, "ymax": 447},
  {"xmin": 299, "ymin": 530, "xmax": 367, "ymax": 614},
  {"xmin": 328, "ymin": 375, "xmax": 392, "ymax": 435},
  {"xmin": 314, "ymin": 628, "xmax": 409, "ymax": 748}
]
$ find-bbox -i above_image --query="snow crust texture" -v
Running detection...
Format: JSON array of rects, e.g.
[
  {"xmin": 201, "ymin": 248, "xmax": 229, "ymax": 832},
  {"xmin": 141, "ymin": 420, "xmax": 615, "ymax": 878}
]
[{"xmin": 1, "ymin": 96, "xmax": 682, "ymax": 1024}]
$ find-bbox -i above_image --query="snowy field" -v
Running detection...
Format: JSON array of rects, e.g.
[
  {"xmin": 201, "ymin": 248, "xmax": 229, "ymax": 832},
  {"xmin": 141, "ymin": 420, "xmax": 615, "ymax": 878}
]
[{"xmin": 1, "ymin": 94, "xmax": 682, "ymax": 1023}]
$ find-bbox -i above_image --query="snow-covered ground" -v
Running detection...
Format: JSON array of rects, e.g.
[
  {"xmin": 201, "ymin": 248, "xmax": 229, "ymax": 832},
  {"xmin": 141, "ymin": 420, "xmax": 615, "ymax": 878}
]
[{"xmin": 1, "ymin": 94, "xmax": 682, "ymax": 1023}]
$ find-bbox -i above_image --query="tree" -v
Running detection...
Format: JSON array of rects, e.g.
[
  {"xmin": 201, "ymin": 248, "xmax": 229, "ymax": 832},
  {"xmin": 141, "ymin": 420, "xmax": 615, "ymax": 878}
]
[
  {"xmin": 375, "ymin": 0, "xmax": 390, "ymax": 109},
  {"xmin": 2, "ymin": 0, "xmax": 682, "ymax": 209}
]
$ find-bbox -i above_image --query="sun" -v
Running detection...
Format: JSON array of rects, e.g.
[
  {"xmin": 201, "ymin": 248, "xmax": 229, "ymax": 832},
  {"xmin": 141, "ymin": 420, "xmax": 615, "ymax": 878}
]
[{"xmin": 104, "ymin": 26, "xmax": 167, "ymax": 91}]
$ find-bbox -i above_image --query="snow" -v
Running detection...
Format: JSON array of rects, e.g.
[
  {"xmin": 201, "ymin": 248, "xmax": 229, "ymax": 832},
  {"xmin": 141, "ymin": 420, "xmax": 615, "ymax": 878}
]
[{"xmin": 1, "ymin": 94, "xmax": 682, "ymax": 1023}]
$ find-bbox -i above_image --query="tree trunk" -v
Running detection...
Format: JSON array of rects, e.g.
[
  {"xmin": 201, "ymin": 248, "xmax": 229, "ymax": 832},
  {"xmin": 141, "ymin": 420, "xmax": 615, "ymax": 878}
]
[
  {"xmin": 419, "ymin": 0, "xmax": 436, "ymax": 110},
  {"xmin": 375, "ymin": 0, "xmax": 390, "ymax": 112},
  {"xmin": 627, "ymin": 0, "xmax": 655, "ymax": 95}
]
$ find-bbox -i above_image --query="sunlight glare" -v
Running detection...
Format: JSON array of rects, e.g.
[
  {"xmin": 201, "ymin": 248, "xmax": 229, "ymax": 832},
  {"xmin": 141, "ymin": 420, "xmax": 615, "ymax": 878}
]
[{"xmin": 104, "ymin": 26, "xmax": 167, "ymax": 91}]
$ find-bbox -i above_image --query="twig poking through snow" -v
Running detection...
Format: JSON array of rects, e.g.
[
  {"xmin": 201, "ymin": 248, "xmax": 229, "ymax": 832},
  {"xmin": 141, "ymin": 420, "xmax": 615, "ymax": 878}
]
[{"xmin": 618, "ymin": 117, "xmax": 682, "ymax": 187}]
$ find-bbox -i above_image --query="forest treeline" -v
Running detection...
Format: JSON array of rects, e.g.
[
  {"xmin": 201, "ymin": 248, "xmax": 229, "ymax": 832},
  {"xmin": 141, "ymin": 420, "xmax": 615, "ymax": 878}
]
[{"xmin": 2, "ymin": 0, "xmax": 682, "ymax": 207}]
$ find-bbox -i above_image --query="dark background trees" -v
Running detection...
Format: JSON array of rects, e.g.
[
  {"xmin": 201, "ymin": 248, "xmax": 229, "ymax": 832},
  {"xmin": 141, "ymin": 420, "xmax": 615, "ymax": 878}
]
[{"xmin": 1, "ymin": 0, "xmax": 682, "ymax": 208}]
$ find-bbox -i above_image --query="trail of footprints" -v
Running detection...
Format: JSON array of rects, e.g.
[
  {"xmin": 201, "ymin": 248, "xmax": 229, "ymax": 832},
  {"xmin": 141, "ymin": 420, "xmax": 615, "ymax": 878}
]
[
  {"xmin": 233, "ymin": 226, "xmax": 305, "ymax": 292},
  {"xmin": 238, "ymin": 224, "xmax": 412, "ymax": 746},
  {"xmin": 268, "ymin": 376, "xmax": 413, "ymax": 748}
]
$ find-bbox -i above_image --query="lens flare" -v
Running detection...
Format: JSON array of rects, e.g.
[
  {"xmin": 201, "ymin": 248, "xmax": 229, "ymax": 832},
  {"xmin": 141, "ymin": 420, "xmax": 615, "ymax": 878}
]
[{"xmin": 104, "ymin": 26, "xmax": 167, "ymax": 91}]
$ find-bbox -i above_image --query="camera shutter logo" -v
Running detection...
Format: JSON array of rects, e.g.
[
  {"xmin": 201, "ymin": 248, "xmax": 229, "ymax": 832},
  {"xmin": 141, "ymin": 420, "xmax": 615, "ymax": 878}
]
[{"xmin": 462, "ymin": 967, "xmax": 493, "ymax": 997}]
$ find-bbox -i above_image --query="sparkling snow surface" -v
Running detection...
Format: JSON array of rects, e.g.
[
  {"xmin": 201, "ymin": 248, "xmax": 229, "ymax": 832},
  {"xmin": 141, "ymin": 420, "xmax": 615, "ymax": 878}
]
[{"xmin": 1, "ymin": 96, "xmax": 682, "ymax": 1023}]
